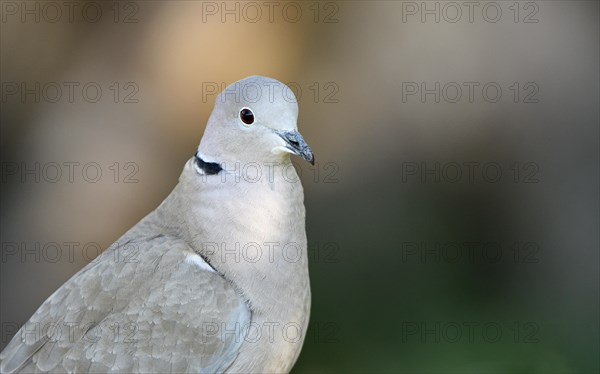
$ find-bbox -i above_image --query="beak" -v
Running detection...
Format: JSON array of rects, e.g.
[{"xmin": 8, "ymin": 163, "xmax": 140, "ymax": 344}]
[{"xmin": 277, "ymin": 130, "xmax": 315, "ymax": 165}]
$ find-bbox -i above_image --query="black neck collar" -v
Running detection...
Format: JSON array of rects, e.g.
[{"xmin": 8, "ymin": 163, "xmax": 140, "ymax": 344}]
[{"xmin": 194, "ymin": 153, "xmax": 223, "ymax": 175}]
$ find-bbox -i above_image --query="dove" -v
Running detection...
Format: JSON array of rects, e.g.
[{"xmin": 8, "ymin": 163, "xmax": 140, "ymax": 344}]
[{"xmin": 0, "ymin": 76, "xmax": 314, "ymax": 373}]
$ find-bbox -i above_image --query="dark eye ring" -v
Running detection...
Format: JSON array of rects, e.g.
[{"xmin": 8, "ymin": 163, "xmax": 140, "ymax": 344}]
[{"xmin": 240, "ymin": 108, "xmax": 254, "ymax": 125}]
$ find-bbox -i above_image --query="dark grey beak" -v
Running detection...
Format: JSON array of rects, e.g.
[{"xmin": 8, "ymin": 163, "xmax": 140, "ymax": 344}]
[{"xmin": 277, "ymin": 130, "xmax": 315, "ymax": 165}]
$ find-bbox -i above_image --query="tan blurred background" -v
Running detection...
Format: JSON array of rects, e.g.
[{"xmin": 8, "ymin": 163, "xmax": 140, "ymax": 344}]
[{"xmin": 1, "ymin": 1, "xmax": 598, "ymax": 372}]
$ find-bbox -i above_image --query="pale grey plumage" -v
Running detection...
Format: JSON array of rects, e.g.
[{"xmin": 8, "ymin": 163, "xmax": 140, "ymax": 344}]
[{"xmin": 1, "ymin": 76, "xmax": 313, "ymax": 373}]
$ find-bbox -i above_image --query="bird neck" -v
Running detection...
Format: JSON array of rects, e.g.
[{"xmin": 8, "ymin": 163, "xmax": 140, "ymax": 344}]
[{"xmin": 157, "ymin": 158, "xmax": 311, "ymax": 322}]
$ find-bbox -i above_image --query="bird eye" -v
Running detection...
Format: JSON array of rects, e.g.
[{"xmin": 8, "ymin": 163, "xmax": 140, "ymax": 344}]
[{"xmin": 240, "ymin": 108, "xmax": 254, "ymax": 125}]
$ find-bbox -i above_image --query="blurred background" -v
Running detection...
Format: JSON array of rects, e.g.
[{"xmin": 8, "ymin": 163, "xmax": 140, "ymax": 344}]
[{"xmin": 1, "ymin": 1, "xmax": 598, "ymax": 373}]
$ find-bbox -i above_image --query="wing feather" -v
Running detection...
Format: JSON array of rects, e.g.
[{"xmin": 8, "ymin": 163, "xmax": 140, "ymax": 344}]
[{"xmin": 0, "ymin": 229, "xmax": 250, "ymax": 373}]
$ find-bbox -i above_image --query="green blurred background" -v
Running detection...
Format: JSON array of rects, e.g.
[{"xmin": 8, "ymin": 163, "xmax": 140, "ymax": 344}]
[{"xmin": 1, "ymin": 1, "xmax": 598, "ymax": 373}]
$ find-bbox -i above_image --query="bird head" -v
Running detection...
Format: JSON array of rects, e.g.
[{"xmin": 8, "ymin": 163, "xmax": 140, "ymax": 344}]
[{"xmin": 197, "ymin": 76, "xmax": 314, "ymax": 169}]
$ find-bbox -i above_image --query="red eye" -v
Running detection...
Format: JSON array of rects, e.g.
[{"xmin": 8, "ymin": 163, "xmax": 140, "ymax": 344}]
[{"xmin": 240, "ymin": 108, "xmax": 254, "ymax": 125}]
